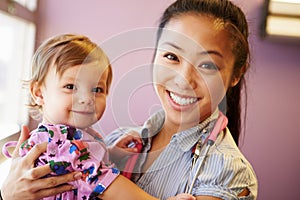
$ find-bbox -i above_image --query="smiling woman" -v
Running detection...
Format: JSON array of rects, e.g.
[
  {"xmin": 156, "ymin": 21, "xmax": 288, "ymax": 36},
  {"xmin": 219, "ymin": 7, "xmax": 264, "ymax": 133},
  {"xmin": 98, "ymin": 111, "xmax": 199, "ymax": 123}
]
[{"xmin": 153, "ymin": 15, "xmax": 237, "ymax": 131}]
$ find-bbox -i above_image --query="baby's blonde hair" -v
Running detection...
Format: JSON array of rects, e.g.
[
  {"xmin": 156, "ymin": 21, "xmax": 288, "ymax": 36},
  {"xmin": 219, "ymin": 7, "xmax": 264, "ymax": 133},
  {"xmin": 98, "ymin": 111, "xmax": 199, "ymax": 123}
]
[{"xmin": 25, "ymin": 34, "xmax": 112, "ymax": 120}]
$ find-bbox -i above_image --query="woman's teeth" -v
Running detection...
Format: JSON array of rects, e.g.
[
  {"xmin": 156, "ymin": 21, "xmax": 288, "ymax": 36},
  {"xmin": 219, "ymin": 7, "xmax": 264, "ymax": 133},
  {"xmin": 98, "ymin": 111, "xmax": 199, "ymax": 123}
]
[{"xmin": 170, "ymin": 92, "xmax": 198, "ymax": 106}]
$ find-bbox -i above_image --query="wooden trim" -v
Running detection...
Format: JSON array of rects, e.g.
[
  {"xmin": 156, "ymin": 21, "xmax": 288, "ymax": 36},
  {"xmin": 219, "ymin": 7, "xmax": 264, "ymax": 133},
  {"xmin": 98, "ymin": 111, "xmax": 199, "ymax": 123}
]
[{"xmin": 0, "ymin": 0, "xmax": 36, "ymax": 23}]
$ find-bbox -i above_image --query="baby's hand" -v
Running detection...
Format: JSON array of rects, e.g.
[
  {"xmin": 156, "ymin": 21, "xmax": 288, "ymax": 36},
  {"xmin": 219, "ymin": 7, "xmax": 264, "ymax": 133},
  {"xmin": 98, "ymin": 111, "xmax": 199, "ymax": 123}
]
[
  {"xmin": 167, "ymin": 193, "xmax": 196, "ymax": 200},
  {"xmin": 107, "ymin": 131, "xmax": 142, "ymax": 159}
]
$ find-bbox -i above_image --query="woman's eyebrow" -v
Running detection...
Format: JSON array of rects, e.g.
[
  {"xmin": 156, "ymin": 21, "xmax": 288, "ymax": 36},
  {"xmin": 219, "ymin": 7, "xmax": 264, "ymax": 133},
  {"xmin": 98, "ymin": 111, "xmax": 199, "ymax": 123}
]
[
  {"xmin": 161, "ymin": 42, "xmax": 183, "ymax": 51},
  {"xmin": 160, "ymin": 42, "xmax": 223, "ymax": 58},
  {"xmin": 200, "ymin": 50, "xmax": 223, "ymax": 58}
]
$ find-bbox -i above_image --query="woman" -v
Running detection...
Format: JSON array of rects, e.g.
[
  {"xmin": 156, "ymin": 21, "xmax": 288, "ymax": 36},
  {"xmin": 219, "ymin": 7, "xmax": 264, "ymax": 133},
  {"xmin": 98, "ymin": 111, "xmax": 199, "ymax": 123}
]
[{"xmin": 1, "ymin": 0, "xmax": 257, "ymax": 199}]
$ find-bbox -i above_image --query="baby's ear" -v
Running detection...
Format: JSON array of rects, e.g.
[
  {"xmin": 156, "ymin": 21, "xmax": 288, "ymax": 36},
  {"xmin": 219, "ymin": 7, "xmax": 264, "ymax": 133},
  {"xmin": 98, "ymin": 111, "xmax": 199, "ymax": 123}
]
[{"xmin": 30, "ymin": 81, "xmax": 44, "ymax": 105}]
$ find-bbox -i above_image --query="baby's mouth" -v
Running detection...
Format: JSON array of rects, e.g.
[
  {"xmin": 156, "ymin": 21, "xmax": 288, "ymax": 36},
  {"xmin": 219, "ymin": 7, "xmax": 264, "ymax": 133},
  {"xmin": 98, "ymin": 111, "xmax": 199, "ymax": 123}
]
[{"xmin": 72, "ymin": 110, "xmax": 94, "ymax": 115}]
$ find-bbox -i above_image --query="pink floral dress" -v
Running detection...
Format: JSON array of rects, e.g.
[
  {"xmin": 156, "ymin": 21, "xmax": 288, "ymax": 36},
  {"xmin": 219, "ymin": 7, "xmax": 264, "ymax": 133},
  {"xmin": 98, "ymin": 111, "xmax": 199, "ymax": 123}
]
[{"xmin": 20, "ymin": 124, "xmax": 119, "ymax": 200}]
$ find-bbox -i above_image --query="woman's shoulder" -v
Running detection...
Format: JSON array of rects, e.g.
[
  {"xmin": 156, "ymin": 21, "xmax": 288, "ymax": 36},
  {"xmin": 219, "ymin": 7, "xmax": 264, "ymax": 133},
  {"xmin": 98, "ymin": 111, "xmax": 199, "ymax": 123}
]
[
  {"xmin": 197, "ymin": 128, "xmax": 258, "ymax": 198},
  {"xmin": 213, "ymin": 128, "xmax": 246, "ymax": 157},
  {"xmin": 207, "ymin": 127, "xmax": 257, "ymax": 184}
]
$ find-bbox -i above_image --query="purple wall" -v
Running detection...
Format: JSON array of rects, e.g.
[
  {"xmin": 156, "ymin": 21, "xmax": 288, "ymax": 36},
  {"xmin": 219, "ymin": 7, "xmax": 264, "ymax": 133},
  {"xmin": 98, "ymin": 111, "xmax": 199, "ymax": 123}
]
[{"xmin": 36, "ymin": 1, "xmax": 300, "ymax": 199}]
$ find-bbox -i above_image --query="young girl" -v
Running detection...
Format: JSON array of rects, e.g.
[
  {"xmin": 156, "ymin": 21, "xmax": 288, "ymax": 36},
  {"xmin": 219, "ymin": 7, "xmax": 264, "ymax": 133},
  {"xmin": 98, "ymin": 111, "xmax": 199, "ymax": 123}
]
[{"xmin": 2, "ymin": 34, "xmax": 194, "ymax": 200}]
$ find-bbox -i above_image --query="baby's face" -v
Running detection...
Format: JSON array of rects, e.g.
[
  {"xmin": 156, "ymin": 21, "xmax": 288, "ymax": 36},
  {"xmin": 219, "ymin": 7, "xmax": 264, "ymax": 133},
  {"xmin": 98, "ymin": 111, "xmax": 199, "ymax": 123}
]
[{"xmin": 40, "ymin": 61, "xmax": 109, "ymax": 128}]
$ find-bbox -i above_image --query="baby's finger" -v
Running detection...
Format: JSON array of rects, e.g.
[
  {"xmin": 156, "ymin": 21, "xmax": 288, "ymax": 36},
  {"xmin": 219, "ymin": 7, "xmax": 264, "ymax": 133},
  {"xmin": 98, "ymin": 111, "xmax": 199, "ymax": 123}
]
[
  {"xmin": 127, "ymin": 131, "xmax": 143, "ymax": 144},
  {"xmin": 131, "ymin": 136, "xmax": 143, "ymax": 145},
  {"xmin": 116, "ymin": 136, "xmax": 135, "ymax": 148},
  {"xmin": 121, "ymin": 147, "xmax": 140, "ymax": 153}
]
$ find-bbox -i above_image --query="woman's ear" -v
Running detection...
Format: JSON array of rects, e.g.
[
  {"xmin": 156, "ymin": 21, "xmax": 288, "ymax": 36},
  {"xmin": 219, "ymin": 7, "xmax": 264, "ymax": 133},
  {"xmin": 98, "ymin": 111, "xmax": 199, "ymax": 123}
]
[
  {"xmin": 231, "ymin": 65, "xmax": 246, "ymax": 87},
  {"xmin": 30, "ymin": 82, "xmax": 44, "ymax": 105},
  {"xmin": 231, "ymin": 76, "xmax": 241, "ymax": 87}
]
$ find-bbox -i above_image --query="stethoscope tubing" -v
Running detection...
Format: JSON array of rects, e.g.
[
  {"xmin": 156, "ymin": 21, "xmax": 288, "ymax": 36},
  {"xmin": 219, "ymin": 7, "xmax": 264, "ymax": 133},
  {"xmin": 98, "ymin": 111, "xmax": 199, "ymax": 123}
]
[
  {"xmin": 185, "ymin": 112, "xmax": 228, "ymax": 194},
  {"xmin": 186, "ymin": 140, "xmax": 214, "ymax": 194}
]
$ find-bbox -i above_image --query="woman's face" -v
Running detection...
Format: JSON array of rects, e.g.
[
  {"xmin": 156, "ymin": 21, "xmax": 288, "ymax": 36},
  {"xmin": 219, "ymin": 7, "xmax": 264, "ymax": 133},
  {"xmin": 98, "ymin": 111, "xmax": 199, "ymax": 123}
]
[{"xmin": 153, "ymin": 14, "xmax": 237, "ymax": 131}]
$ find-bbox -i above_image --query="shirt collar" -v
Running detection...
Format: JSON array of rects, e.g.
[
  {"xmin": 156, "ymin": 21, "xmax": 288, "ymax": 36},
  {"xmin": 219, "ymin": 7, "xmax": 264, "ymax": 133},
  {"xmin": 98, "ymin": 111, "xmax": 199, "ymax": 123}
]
[{"xmin": 140, "ymin": 109, "xmax": 220, "ymax": 152}]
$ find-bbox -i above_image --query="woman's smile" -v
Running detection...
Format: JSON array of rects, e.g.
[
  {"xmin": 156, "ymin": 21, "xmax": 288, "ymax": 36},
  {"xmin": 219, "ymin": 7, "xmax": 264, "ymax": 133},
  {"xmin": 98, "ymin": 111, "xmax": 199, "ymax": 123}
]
[{"xmin": 168, "ymin": 90, "xmax": 199, "ymax": 107}]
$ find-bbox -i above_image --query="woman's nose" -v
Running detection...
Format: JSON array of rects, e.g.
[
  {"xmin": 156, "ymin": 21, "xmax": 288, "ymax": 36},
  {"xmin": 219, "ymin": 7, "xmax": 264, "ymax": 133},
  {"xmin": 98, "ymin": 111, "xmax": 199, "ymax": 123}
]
[{"xmin": 174, "ymin": 62, "xmax": 197, "ymax": 89}]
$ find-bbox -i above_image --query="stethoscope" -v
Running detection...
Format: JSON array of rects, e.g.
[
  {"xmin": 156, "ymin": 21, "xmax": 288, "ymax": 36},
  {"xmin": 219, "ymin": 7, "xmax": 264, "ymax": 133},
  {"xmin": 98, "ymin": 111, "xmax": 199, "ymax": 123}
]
[{"xmin": 184, "ymin": 112, "xmax": 228, "ymax": 194}]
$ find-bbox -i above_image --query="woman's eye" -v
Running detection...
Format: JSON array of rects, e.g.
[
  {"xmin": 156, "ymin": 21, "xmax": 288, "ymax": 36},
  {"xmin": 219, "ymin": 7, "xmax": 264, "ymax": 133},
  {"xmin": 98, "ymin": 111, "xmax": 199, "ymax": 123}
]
[
  {"xmin": 199, "ymin": 62, "xmax": 218, "ymax": 71},
  {"xmin": 92, "ymin": 87, "xmax": 104, "ymax": 93},
  {"xmin": 64, "ymin": 84, "xmax": 76, "ymax": 90},
  {"xmin": 164, "ymin": 53, "xmax": 179, "ymax": 62}
]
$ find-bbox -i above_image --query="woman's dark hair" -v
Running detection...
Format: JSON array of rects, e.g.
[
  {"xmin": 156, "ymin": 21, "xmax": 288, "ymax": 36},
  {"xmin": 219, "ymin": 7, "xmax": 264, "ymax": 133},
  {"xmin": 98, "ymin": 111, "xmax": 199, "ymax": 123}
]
[{"xmin": 156, "ymin": 0, "xmax": 250, "ymax": 146}]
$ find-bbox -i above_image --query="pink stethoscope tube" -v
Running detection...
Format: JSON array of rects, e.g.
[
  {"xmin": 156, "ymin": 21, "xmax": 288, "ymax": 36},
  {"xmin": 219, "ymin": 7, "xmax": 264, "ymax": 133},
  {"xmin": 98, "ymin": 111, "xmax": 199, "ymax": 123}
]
[{"xmin": 186, "ymin": 112, "xmax": 228, "ymax": 194}]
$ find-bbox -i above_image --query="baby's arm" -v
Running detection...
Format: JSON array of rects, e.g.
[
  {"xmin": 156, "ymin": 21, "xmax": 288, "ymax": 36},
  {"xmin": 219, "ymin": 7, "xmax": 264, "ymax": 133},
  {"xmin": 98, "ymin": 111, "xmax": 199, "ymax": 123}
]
[
  {"xmin": 167, "ymin": 193, "xmax": 196, "ymax": 200},
  {"xmin": 99, "ymin": 175, "xmax": 195, "ymax": 200},
  {"xmin": 99, "ymin": 175, "xmax": 157, "ymax": 200}
]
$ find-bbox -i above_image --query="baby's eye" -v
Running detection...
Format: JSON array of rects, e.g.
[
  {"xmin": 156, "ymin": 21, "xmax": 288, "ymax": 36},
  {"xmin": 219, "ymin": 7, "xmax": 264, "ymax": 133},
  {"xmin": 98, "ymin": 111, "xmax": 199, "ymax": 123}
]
[
  {"xmin": 164, "ymin": 53, "xmax": 179, "ymax": 62},
  {"xmin": 92, "ymin": 87, "xmax": 104, "ymax": 93},
  {"xmin": 64, "ymin": 84, "xmax": 76, "ymax": 90}
]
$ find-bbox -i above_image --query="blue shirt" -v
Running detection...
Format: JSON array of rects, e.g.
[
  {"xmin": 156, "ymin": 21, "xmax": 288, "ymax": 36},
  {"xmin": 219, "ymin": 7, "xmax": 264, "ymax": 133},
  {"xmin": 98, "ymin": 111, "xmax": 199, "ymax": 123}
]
[{"xmin": 105, "ymin": 110, "xmax": 258, "ymax": 200}]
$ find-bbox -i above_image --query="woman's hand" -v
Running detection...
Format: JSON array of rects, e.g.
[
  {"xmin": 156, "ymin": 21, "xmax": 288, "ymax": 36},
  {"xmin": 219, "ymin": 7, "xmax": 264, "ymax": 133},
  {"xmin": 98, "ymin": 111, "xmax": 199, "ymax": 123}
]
[{"xmin": 1, "ymin": 125, "xmax": 82, "ymax": 200}]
